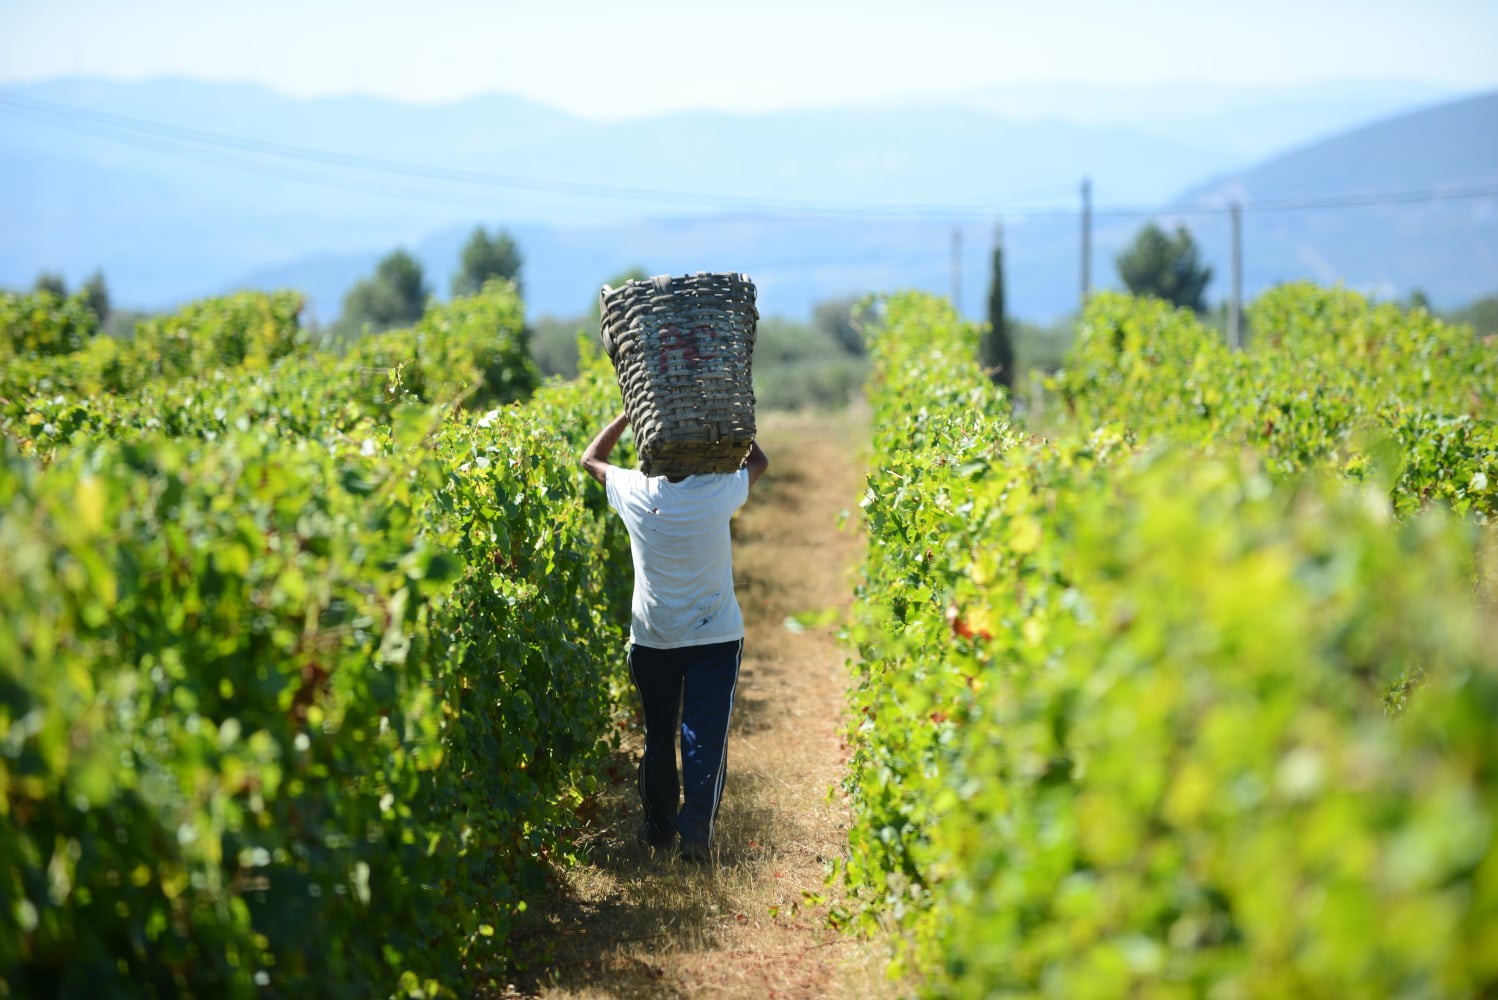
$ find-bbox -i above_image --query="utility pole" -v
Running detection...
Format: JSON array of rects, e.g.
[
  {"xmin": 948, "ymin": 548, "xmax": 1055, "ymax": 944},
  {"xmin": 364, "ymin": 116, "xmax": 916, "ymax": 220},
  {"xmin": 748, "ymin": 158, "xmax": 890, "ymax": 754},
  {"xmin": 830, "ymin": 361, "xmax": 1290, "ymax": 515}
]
[
  {"xmin": 1080, "ymin": 178, "xmax": 1092, "ymax": 311},
  {"xmin": 1229, "ymin": 200, "xmax": 1243, "ymax": 349}
]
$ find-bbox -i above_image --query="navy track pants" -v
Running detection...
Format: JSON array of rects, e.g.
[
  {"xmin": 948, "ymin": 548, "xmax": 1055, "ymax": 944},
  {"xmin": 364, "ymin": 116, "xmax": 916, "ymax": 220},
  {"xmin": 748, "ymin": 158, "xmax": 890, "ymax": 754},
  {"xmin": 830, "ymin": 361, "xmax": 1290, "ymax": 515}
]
[{"xmin": 628, "ymin": 638, "xmax": 743, "ymax": 848}]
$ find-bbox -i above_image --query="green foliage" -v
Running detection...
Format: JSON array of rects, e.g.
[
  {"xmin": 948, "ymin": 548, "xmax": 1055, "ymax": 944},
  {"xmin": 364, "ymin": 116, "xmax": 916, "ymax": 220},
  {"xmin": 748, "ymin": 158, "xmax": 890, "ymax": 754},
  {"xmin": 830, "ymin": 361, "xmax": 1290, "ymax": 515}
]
[
  {"xmin": 843, "ymin": 290, "xmax": 1498, "ymax": 997},
  {"xmin": 0, "ymin": 284, "xmax": 539, "ymax": 467},
  {"xmin": 0, "ymin": 289, "xmax": 100, "ymax": 360},
  {"xmin": 0, "ymin": 288, "xmax": 301, "ymax": 402},
  {"xmin": 1054, "ymin": 285, "xmax": 1497, "ymax": 520},
  {"xmin": 344, "ymin": 280, "xmax": 539, "ymax": 412},
  {"xmin": 339, "ymin": 249, "xmax": 430, "ymax": 338},
  {"xmin": 451, "ymin": 227, "xmax": 523, "ymax": 299},
  {"xmin": 1116, "ymin": 222, "xmax": 1214, "ymax": 313},
  {"xmin": 132, "ymin": 290, "xmax": 306, "ymax": 380},
  {"xmin": 0, "ymin": 283, "xmax": 630, "ymax": 996},
  {"xmin": 841, "ymin": 292, "xmax": 1023, "ymax": 917}
]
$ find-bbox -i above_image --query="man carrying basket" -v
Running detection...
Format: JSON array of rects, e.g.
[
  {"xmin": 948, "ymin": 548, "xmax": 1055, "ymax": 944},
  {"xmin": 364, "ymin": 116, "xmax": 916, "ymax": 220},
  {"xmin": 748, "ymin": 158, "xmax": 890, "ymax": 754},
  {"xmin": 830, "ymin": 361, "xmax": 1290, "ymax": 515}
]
[{"xmin": 582, "ymin": 414, "xmax": 769, "ymax": 863}]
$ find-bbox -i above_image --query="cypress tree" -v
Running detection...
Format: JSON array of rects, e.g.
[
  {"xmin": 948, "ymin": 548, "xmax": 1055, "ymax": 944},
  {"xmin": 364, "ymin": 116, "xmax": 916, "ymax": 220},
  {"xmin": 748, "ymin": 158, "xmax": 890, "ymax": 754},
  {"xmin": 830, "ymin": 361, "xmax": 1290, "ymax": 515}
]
[{"xmin": 982, "ymin": 226, "xmax": 1015, "ymax": 392}]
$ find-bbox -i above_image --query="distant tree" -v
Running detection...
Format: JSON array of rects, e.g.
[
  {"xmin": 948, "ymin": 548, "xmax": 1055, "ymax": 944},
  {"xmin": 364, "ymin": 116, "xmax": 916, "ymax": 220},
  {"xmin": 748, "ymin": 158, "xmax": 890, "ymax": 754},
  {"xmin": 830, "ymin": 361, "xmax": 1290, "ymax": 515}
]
[
  {"xmin": 340, "ymin": 249, "xmax": 430, "ymax": 335},
  {"xmin": 33, "ymin": 271, "xmax": 67, "ymax": 297},
  {"xmin": 1405, "ymin": 288, "xmax": 1432, "ymax": 313},
  {"xmin": 981, "ymin": 227, "xmax": 1015, "ymax": 391},
  {"xmin": 1447, "ymin": 293, "xmax": 1498, "ymax": 338},
  {"xmin": 590, "ymin": 266, "xmax": 652, "ymax": 325},
  {"xmin": 528, "ymin": 316, "xmax": 588, "ymax": 380},
  {"xmin": 750, "ymin": 316, "xmax": 870, "ymax": 411},
  {"xmin": 1116, "ymin": 222, "xmax": 1213, "ymax": 313},
  {"xmin": 104, "ymin": 309, "xmax": 150, "ymax": 341},
  {"xmin": 602, "ymin": 266, "xmax": 651, "ymax": 293},
  {"xmin": 530, "ymin": 267, "xmax": 652, "ymax": 379},
  {"xmin": 812, "ymin": 294, "xmax": 868, "ymax": 356},
  {"xmin": 452, "ymin": 227, "xmax": 523, "ymax": 299},
  {"xmin": 80, "ymin": 270, "xmax": 111, "ymax": 323}
]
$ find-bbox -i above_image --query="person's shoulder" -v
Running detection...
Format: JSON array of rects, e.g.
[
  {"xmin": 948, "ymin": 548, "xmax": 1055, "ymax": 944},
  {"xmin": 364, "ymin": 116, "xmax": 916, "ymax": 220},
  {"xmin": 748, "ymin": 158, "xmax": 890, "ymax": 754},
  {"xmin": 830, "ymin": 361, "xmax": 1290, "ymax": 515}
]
[
  {"xmin": 608, "ymin": 465, "xmax": 645, "ymax": 488},
  {"xmin": 716, "ymin": 468, "xmax": 751, "ymax": 503}
]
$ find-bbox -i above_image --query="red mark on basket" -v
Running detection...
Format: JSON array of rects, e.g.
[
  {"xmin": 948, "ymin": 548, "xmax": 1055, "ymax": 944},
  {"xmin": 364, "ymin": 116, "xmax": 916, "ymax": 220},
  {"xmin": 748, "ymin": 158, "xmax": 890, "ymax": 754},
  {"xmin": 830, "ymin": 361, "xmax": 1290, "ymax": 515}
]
[{"xmin": 657, "ymin": 324, "xmax": 717, "ymax": 375}]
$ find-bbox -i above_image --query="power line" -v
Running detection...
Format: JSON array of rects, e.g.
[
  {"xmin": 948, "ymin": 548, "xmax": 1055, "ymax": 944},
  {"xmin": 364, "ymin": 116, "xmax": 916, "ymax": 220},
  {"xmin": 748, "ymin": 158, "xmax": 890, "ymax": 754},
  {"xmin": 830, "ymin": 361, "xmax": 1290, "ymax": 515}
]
[
  {"xmin": 0, "ymin": 92, "xmax": 1022, "ymax": 221},
  {"xmin": 7, "ymin": 91, "xmax": 1496, "ymax": 222},
  {"xmin": 1025, "ymin": 181, "xmax": 1498, "ymax": 220},
  {"xmin": 1246, "ymin": 184, "xmax": 1498, "ymax": 212}
]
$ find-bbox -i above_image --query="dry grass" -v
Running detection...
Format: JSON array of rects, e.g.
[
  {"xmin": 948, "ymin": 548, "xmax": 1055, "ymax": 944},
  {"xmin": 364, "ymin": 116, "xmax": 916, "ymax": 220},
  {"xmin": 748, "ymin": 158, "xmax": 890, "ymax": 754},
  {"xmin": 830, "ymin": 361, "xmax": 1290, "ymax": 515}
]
[{"xmin": 500, "ymin": 406, "xmax": 906, "ymax": 999}]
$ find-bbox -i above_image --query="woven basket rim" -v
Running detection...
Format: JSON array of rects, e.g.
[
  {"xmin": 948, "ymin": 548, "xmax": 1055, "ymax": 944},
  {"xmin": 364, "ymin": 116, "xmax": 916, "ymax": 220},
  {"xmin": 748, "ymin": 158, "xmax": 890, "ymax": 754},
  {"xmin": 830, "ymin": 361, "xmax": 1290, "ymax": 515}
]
[{"xmin": 598, "ymin": 271, "xmax": 757, "ymax": 363}]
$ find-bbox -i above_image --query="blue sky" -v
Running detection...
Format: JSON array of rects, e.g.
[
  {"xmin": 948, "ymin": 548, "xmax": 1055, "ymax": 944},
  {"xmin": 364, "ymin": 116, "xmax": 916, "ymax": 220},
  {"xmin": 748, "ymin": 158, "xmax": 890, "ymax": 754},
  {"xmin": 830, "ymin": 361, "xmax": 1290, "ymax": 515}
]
[{"xmin": 3, "ymin": 0, "xmax": 1497, "ymax": 118}]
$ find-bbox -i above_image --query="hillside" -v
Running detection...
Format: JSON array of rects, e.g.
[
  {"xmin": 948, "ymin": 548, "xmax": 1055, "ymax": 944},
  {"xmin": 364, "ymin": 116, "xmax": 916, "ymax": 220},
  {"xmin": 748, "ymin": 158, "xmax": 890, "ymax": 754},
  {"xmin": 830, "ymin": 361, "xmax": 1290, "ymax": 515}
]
[
  {"xmin": 1184, "ymin": 90, "xmax": 1498, "ymax": 201},
  {"xmin": 250, "ymin": 86, "xmax": 1498, "ymax": 326},
  {"xmin": 911, "ymin": 78, "xmax": 1455, "ymax": 157},
  {"xmin": 1167, "ymin": 90, "xmax": 1498, "ymax": 309},
  {"xmin": 1, "ymin": 78, "xmax": 1493, "ymax": 320}
]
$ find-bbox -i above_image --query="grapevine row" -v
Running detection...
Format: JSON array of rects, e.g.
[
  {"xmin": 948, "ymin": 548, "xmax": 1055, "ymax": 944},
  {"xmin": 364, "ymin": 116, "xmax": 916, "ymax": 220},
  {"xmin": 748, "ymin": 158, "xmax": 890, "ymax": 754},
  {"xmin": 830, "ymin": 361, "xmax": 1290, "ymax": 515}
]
[
  {"xmin": 1054, "ymin": 285, "xmax": 1496, "ymax": 520},
  {"xmin": 844, "ymin": 291, "xmax": 1497, "ymax": 996},
  {"xmin": 1, "ymin": 283, "xmax": 633, "ymax": 997}
]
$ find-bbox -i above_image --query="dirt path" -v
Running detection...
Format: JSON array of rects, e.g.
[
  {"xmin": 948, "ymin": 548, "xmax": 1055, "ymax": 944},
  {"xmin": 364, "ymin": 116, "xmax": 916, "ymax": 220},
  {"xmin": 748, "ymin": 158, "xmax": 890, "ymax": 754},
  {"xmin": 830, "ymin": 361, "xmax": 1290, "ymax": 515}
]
[{"xmin": 505, "ymin": 407, "xmax": 897, "ymax": 999}]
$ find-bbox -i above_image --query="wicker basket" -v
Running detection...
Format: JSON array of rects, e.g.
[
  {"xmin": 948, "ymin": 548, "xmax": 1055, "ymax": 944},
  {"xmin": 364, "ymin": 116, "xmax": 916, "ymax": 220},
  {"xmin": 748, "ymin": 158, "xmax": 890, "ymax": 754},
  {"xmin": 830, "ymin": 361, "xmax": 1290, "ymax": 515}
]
[{"xmin": 599, "ymin": 272, "xmax": 758, "ymax": 478}]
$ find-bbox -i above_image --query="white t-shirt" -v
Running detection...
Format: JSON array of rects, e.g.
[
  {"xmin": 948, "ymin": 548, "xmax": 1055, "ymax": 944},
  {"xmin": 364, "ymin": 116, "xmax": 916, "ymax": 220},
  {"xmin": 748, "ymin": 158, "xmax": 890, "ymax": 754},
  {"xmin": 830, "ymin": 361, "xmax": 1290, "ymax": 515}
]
[{"xmin": 605, "ymin": 466, "xmax": 750, "ymax": 649}]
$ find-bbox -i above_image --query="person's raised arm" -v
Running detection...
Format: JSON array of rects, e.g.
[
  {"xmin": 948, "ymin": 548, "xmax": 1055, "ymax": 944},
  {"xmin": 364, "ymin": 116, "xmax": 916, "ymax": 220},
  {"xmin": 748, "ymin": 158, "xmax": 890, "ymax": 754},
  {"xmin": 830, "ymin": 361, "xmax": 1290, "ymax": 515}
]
[
  {"xmin": 744, "ymin": 440, "xmax": 769, "ymax": 488},
  {"xmin": 581, "ymin": 412, "xmax": 630, "ymax": 486}
]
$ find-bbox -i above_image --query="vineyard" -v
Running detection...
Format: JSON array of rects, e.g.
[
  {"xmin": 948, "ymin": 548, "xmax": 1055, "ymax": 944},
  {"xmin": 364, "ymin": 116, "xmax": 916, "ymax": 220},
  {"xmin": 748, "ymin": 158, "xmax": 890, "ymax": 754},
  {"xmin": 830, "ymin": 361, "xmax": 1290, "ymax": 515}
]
[
  {"xmin": 1, "ymin": 282, "xmax": 636, "ymax": 996},
  {"xmin": 845, "ymin": 287, "xmax": 1496, "ymax": 996},
  {"xmin": 2, "ymin": 278, "xmax": 1496, "ymax": 998}
]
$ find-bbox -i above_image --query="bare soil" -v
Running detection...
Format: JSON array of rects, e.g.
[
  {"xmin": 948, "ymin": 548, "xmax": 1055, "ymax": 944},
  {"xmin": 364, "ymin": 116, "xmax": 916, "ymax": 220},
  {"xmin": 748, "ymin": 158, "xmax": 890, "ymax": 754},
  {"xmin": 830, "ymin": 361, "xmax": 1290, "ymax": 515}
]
[{"xmin": 502, "ymin": 407, "xmax": 901, "ymax": 999}]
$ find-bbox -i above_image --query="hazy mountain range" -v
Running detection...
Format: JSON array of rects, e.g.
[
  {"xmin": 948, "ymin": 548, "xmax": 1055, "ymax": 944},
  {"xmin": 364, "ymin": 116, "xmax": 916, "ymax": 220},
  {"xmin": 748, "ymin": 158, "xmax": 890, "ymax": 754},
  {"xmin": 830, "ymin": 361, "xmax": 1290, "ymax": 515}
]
[{"xmin": 1, "ymin": 77, "xmax": 1494, "ymax": 323}]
